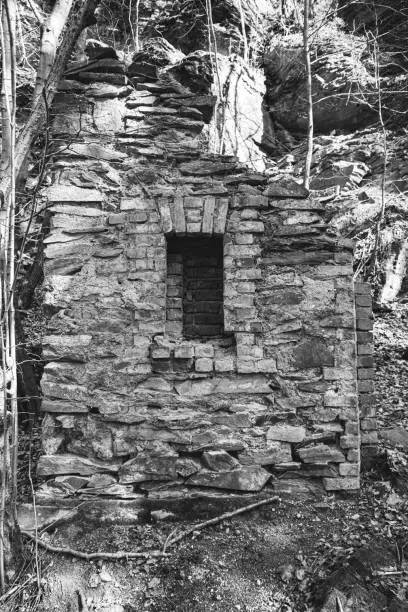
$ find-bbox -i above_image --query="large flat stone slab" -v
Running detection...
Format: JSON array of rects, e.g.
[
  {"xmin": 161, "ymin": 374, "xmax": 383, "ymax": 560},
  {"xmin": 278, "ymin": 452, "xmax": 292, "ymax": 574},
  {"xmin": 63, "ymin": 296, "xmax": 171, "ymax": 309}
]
[
  {"xmin": 37, "ymin": 454, "xmax": 121, "ymax": 477},
  {"xmin": 45, "ymin": 186, "xmax": 103, "ymax": 204},
  {"xmin": 298, "ymin": 444, "xmax": 345, "ymax": 464},
  {"xmin": 175, "ymin": 376, "xmax": 272, "ymax": 396},
  {"xmin": 267, "ymin": 425, "xmax": 306, "ymax": 443},
  {"xmin": 119, "ymin": 454, "xmax": 178, "ymax": 484},
  {"xmin": 61, "ymin": 142, "xmax": 127, "ymax": 161},
  {"xmin": 238, "ymin": 441, "xmax": 292, "ymax": 466},
  {"xmin": 264, "ymin": 177, "xmax": 309, "ymax": 198},
  {"xmin": 187, "ymin": 466, "xmax": 271, "ymax": 492},
  {"xmin": 42, "ymin": 335, "xmax": 92, "ymax": 362},
  {"xmin": 17, "ymin": 504, "xmax": 79, "ymax": 533}
]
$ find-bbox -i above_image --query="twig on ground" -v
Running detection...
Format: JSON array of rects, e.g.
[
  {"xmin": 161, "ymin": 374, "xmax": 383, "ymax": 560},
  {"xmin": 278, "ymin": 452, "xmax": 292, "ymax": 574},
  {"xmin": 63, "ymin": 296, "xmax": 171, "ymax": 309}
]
[
  {"xmin": 162, "ymin": 528, "xmax": 177, "ymax": 555},
  {"xmin": 166, "ymin": 495, "xmax": 280, "ymax": 547}
]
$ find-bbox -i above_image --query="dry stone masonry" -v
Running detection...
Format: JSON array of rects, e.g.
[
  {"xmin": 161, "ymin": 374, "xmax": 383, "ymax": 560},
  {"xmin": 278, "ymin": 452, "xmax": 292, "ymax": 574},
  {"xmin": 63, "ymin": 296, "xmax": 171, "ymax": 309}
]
[{"xmin": 33, "ymin": 46, "xmax": 373, "ymax": 501}]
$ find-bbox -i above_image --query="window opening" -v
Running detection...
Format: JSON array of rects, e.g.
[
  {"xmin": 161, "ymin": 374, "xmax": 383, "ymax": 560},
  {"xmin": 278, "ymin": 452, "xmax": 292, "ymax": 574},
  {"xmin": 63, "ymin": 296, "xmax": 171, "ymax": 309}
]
[{"xmin": 166, "ymin": 236, "xmax": 224, "ymax": 338}]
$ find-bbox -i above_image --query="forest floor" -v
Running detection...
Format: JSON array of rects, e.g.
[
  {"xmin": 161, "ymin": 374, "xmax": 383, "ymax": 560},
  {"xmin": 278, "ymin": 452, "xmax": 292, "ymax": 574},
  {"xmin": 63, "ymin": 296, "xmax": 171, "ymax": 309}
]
[{"xmin": 5, "ymin": 306, "xmax": 408, "ymax": 612}]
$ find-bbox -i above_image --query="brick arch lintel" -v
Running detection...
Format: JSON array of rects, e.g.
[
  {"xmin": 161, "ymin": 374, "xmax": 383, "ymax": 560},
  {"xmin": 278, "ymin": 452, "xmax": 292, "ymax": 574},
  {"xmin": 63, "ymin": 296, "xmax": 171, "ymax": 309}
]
[{"xmin": 156, "ymin": 195, "xmax": 230, "ymax": 236}]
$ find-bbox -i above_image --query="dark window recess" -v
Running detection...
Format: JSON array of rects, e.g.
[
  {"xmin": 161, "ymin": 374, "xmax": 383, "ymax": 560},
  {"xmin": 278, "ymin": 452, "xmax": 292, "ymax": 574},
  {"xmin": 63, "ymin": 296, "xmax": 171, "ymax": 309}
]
[{"xmin": 166, "ymin": 236, "xmax": 224, "ymax": 338}]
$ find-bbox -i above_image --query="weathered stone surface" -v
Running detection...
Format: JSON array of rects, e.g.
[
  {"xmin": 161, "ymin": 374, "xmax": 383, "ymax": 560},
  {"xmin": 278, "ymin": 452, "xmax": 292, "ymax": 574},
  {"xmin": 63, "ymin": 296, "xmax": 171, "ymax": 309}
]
[
  {"xmin": 138, "ymin": 377, "xmax": 173, "ymax": 392},
  {"xmin": 324, "ymin": 391, "xmax": 357, "ymax": 408},
  {"xmin": 340, "ymin": 435, "xmax": 359, "ymax": 449},
  {"xmin": 43, "ymin": 336, "xmax": 92, "ymax": 362},
  {"xmin": 41, "ymin": 398, "xmax": 88, "ymax": 413},
  {"xmin": 44, "ymin": 240, "xmax": 94, "ymax": 263},
  {"xmin": 323, "ymin": 477, "xmax": 360, "ymax": 491},
  {"xmin": 195, "ymin": 344, "xmax": 215, "ymax": 358},
  {"xmin": 211, "ymin": 413, "xmax": 252, "ymax": 428},
  {"xmin": 239, "ymin": 441, "xmax": 292, "ymax": 466},
  {"xmin": 187, "ymin": 466, "xmax": 270, "ymax": 491},
  {"xmin": 293, "ymin": 338, "xmax": 334, "ymax": 369},
  {"xmin": 37, "ymin": 454, "xmax": 121, "ymax": 476},
  {"xmin": 60, "ymin": 142, "xmax": 127, "ymax": 161},
  {"xmin": 41, "ymin": 382, "xmax": 88, "ymax": 402},
  {"xmin": 338, "ymin": 462, "xmax": 359, "ymax": 477},
  {"xmin": 45, "ymin": 186, "xmax": 103, "ymax": 204},
  {"xmin": 298, "ymin": 444, "xmax": 345, "ymax": 464},
  {"xmin": 175, "ymin": 376, "xmax": 272, "ymax": 396},
  {"xmin": 264, "ymin": 178, "xmax": 309, "ymax": 198},
  {"xmin": 17, "ymin": 504, "xmax": 79, "ymax": 533},
  {"xmin": 86, "ymin": 83, "xmax": 125, "ymax": 98},
  {"xmin": 175, "ymin": 457, "xmax": 201, "ymax": 478},
  {"xmin": 186, "ymin": 427, "xmax": 245, "ymax": 453},
  {"xmin": 119, "ymin": 454, "xmax": 178, "ymax": 483},
  {"xmin": 112, "ymin": 425, "xmax": 191, "ymax": 448},
  {"xmin": 50, "ymin": 205, "xmax": 105, "ymax": 218},
  {"xmin": 195, "ymin": 357, "xmax": 213, "ymax": 372},
  {"xmin": 267, "ymin": 425, "xmax": 306, "ymax": 443},
  {"xmin": 77, "ymin": 71, "xmax": 127, "ymax": 85},
  {"xmin": 83, "ymin": 483, "xmax": 141, "ymax": 498},
  {"xmin": 174, "ymin": 344, "xmax": 194, "ymax": 359},
  {"xmin": 54, "ymin": 475, "xmax": 89, "ymax": 491},
  {"xmin": 87, "ymin": 473, "xmax": 117, "ymax": 488},
  {"xmin": 66, "ymin": 57, "xmax": 125, "ymax": 74},
  {"xmin": 271, "ymin": 478, "xmax": 325, "ymax": 499},
  {"xmin": 203, "ymin": 450, "xmax": 240, "ymax": 471},
  {"xmin": 51, "ymin": 214, "xmax": 107, "ymax": 233},
  {"xmin": 179, "ymin": 159, "xmax": 239, "ymax": 176}
]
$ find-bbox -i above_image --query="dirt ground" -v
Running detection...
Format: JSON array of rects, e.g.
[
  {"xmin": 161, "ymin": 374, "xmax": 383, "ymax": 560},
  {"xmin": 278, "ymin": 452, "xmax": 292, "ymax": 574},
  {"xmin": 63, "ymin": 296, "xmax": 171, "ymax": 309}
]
[{"xmin": 4, "ymin": 306, "xmax": 408, "ymax": 612}]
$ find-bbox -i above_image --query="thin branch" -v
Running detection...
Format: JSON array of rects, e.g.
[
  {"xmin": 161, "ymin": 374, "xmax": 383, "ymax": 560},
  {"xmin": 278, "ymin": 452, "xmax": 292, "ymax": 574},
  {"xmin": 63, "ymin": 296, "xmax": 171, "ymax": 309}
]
[
  {"xmin": 368, "ymin": 18, "xmax": 388, "ymax": 277},
  {"xmin": 23, "ymin": 0, "xmax": 44, "ymax": 26}
]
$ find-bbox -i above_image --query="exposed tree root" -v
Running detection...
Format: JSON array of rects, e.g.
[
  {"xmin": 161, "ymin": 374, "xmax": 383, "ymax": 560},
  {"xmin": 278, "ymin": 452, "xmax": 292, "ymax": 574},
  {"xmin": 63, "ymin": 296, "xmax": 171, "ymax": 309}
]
[
  {"xmin": 22, "ymin": 495, "xmax": 280, "ymax": 562},
  {"xmin": 22, "ymin": 531, "xmax": 167, "ymax": 561}
]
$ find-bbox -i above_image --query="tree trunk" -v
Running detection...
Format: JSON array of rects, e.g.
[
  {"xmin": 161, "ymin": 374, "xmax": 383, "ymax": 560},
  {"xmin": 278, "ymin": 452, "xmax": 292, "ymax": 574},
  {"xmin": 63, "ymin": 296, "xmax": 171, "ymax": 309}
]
[
  {"xmin": 32, "ymin": 0, "xmax": 74, "ymax": 103},
  {"xmin": 0, "ymin": 0, "xmax": 97, "ymax": 207},
  {"xmin": 0, "ymin": 0, "xmax": 19, "ymax": 592},
  {"xmin": 303, "ymin": 0, "xmax": 313, "ymax": 189}
]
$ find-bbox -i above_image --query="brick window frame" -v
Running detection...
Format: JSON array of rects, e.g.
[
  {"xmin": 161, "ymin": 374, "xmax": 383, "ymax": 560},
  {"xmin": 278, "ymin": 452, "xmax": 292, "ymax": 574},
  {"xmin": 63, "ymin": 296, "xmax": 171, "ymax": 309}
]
[{"xmin": 165, "ymin": 236, "xmax": 224, "ymax": 339}]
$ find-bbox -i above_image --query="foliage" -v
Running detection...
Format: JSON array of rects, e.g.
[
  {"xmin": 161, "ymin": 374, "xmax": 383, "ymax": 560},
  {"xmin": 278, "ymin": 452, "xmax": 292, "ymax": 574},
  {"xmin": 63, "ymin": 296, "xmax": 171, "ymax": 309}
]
[
  {"xmin": 7, "ymin": 0, "xmax": 43, "ymax": 108},
  {"xmin": 92, "ymin": 0, "xmax": 243, "ymax": 54}
]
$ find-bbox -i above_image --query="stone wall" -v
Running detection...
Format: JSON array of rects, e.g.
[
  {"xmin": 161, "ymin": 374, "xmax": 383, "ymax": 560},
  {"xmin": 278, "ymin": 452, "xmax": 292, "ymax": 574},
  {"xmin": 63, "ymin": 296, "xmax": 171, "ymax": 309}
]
[
  {"xmin": 355, "ymin": 280, "xmax": 378, "ymax": 453},
  {"xmin": 32, "ymin": 48, "xmax": 365, "ymax": 500},
  {"xmin": 167, "ymin": 236, "xmax": 225, "ymax": 338}
]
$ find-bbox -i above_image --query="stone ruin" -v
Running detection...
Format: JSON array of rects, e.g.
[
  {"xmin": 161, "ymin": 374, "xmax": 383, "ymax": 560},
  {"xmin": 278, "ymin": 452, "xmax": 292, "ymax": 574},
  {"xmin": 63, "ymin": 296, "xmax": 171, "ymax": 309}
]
[{"xmin": 32, "ymin": 47, "xmax": 377, "ymax": 502}]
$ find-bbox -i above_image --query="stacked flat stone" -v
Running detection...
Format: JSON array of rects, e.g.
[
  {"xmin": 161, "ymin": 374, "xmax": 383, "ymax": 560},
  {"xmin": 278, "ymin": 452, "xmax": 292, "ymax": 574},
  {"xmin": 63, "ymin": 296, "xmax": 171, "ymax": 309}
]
[
  {"xmin": 355, "ymin": 281, "xmax": 378, "ymax": 451},
  {"xmin": 32, "ymin": 50, "xmax": 373, "ymax": 500}
]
